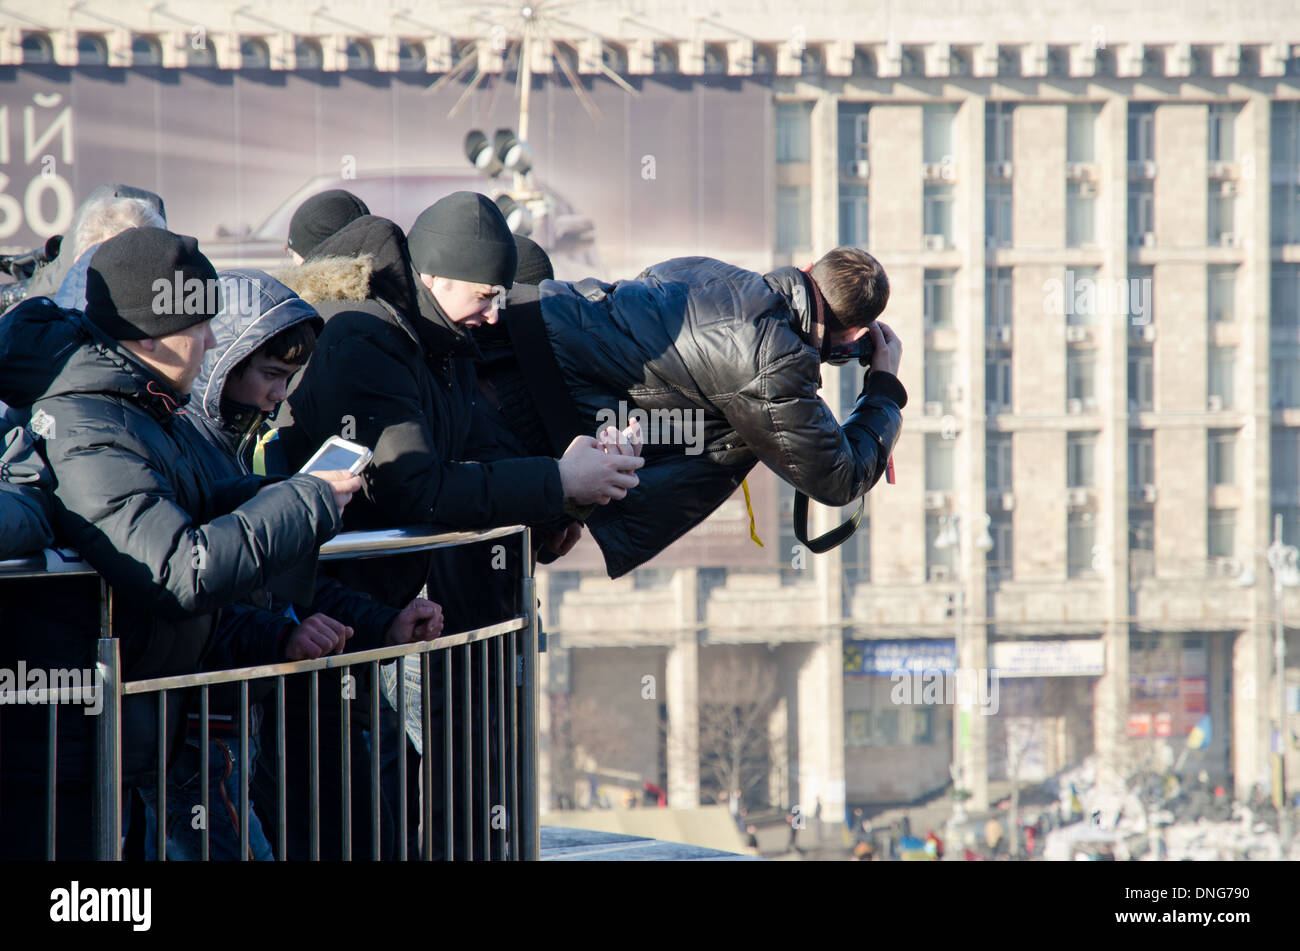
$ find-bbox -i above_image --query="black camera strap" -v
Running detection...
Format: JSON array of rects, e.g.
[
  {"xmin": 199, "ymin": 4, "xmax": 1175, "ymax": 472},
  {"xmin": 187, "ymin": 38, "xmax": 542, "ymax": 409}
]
[{"xmin": 793, "ymin": 491, "xmax": 865, "ymax": 554}]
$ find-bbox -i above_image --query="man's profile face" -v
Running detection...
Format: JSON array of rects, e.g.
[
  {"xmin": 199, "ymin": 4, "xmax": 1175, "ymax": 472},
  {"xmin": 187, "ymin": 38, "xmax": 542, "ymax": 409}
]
[
  {"xmin": 225, "ymin": 351, "xmax": 303, "ymax": 413},
  {"xmin": 123, "ymin": 320, "xmax": 218, "ymax": 395},
  {"xmin": 826, "ymin": 323, "xmax": 870, "ymax": 351},
  {"xmin": 421, "ymin": 273, "xmax": 505, "ymax": 327}
]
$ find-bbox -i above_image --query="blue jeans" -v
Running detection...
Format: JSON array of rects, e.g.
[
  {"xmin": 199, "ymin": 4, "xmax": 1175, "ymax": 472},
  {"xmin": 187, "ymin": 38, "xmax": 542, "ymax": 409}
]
[{"xmin": 138, "ymin": 732, "xmax": 274, "ymax": 861}]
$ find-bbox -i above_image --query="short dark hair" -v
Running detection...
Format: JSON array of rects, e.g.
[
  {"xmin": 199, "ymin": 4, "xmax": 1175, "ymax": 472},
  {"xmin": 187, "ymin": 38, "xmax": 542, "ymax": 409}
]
[
  {"xmin": 810, "ymin": 247, "xmax": 889, "ymax": 329},
  {"xmin": 231, "ymin": 321, "xmax": 317, "ymax": 377}
]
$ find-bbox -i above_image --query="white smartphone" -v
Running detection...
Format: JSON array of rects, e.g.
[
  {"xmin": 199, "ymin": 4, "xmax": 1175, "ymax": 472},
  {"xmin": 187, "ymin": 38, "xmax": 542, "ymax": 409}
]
[{"xmin": 298, "ymin": 436, "xmax": 374, "ymax": 476}]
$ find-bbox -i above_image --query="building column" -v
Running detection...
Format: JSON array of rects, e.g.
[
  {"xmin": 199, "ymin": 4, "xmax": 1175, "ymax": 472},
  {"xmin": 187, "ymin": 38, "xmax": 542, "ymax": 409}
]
[
  {"xmin": 796, "ymin": 636, "xmax": 845, "ymax": 834},
  {"xmin": 666, "ymin": 568, "xmax": 700, "ymax": 807}
]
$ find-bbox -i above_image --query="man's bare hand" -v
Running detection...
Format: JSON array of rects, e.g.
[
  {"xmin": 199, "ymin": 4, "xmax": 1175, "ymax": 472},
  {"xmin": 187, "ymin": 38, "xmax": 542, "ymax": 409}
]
[
  {"xmin": 310, "ymin": 470, "xmax": 363, "ymax": 515},
  {"xmin": 868, "ymin": 320, "xmax": 902, "ymax": 376},
  {"xmin": 597, "ymin": 418, "xmax": 643, "ymax": 457},
  {"xmin": 558, "ymin": 435, "xmax": 643, "ymax": 505},
  {"xmin": 540, "ymin": 522, "xmax": 583, "ymax": 558},
  {"xmin": 284, "ymin": 613, "xmax": 353, "ymax": 660},
  {"xmin": 386, "ymin": 598, "xmax": 444, "ymax": 645}
]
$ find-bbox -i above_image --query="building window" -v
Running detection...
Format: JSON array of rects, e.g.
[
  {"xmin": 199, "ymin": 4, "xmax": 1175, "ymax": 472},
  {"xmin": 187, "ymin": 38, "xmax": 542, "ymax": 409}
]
[
  {"xmin": 398, "ymin": 39, "xmax": 427, "ymax": 71},
  {"xmin": 927, "ymin": 514, "xmax": 956, "ymax": 578},
  {"xmin": 1273, "ymin": 428, "xmax": 1300, "ymax": 496},
  {"xmin": 842, "ymin": 514, "xmax": 871, "ymax": 584},
  {"xmin": 778, "ymin": 479, "xmax": 813, "ymax": 585},
  {"xmin": 913, "ymin": 707, "xmax": 935, "ymax": 745},
  {"xmin": 923, "ymin": 104, "xmax": 958, "ymax": 164},
  {"xmin": 1208, "ymin": 188, "xmax": 1236, "ymax": 245},
  {"xmin": 1130, "ymin": 265, "xmax": 1155, "ymax": 326},
  {"xmin": 1130, "ymin": 516, "xmax": 1155, "ymax": 581},
  {"xmin": 1272, "ymin": 344, "xmax": 1300, "ymax": 410},
  {"xmin": 77, "ymin": 33, "xmax": 108, "ymax": 66},
  {"xmin": 1208, "ymin": 103, "xmax": 1237, "ymax": 163},
  {"xmin": 1067, "ymin": 349, "xmax": 1096, "ymax": 405},
  {"xmin": 1066, "ymin": 183, "xmax": 1096, "ymax": 248},
  {"xmin": 1129, "ymin": 182, "xmax": 1155, "ymax": 244},
  {"xmin": 1128, "ymin": 104, "xmax": 1156, "ymax": 164},
  {"xmin": 986, "ymin": 435, "xmax": 1013, "ymax": 492},
  {"xmin": 1273, "ymin": 265, "xmax": 1300, "ymax": 328},
  {"xmin": 839, "ymin": 185, "xmax": 869, "ymax": 247},
  {"xmin": 1272, "ymin": 184, "xmax": 1300, "ymax": 246},
  {"xmin": 989, "ymin": 515, "xmax": 1013, "ymax": 583},
  {"xmin": 1067, "ymin": 104, "xmax": 1099, "ymax": 163},
  {"xmin": 986, "ymin": 268, "xmax": 1012, "ymax": 334},
  {"xmin": 1208, "ymin": 509, "xmax": 1235, "ymax": 559},
  {"xmin": 21, "ymin": 32, "xmax": 54, "ymax": 64},
  {"xmin": 926, "ymin": 434, "xmax": 955, "ymax": 492},
  {"xmin": 924, "ymin": 185, "xmax": 955, "ymax": 243},
  {"xmin": 1209, "ymin": 266, "xmax": 1236, "ymax": 323},
  {"xmin": 132, "ymin": 35, "xmax": 163, "ymax": 66},
  {"xmin": 295, "ymin": 38, "xmax": 323, "ymax": 69},
  {"xmin": 900, "ymin": 45, "xmax": 924, "ymax": 77},
  {"xmin": 986, "ymin": 354, "xmax": 1012, "ymax": 412},
  {"xmin": 1129, "ymin": 432, "xmax": 1155, "ymax": 490},
  {"xmin": 1209, "ymin": 346, "xmax": 1236, "ymax": 408},
  {"xmin": 1067, "ymin": 512, "xmax": 1097, "ymax": 578},
  {"xmin": 345, "ymin": 39, "xmax": 374, "ymax": 70},
  {"xmin": 1047, "ymin": 45, "xmax": 1070, "ymax": 77},
  {"xmin": 925, "ymin": 350, "xmax": 957, "ymax": 408},
  {"xmin": 1067, "ymin": 267, "xmax": 1100, "ymax": 326},
  {"xmin": 1209, "ymin": 430, "xmax": 1236, "ymax": 486},
  {"xmin": 777, "ymin": 186, "xmax": 811, "ymax": 252},
  {"xmin": 924, "ymin": 269, "xmax": 956, "ymax": 330},
  {"xmin": 1068, "ymin": 433, "xmax": 1098, "ymax": 488},
  {"xmin": 986, "ymin": 183, "xmax": 1012, "ymax": 249},
  {"xmin": 838, "ymin": 104, "xmax": 870, "ymax": 165},
  {"xmin": 241, "ymin": 38, "xmax": 270, "ymax": 69},
  {"xmin": 846, "ymin": 710, "xmax": 872, "ymax": 747},
  {"xmin": 1128, "ymin": 348, "xmax": 1155, "ymax": 412},
  {"xmin": 1272, "ymin": 102, "xmax": 1300, "ymax": 172},
  {"xmin": 986, "ymin": 103, "xmax": 1014, "ymax": 165},
  {"xmin": 997, "ymin": 46, "xmax": 1022, "ymax": 77},
  {"xmin": 776, "ymin": 102, "xmax": 813, "ymax": 163}
]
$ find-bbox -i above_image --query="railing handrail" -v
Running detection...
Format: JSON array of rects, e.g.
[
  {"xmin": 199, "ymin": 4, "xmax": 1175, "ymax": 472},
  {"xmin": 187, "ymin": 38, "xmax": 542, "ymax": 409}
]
[{"xmin": 0, "ymin": 524, "xmax": 526, "ymax": 579}]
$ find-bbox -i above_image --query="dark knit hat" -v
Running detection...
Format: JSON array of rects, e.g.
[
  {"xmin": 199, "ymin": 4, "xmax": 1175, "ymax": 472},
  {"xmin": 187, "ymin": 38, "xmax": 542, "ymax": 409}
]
[
  {"xmin": 83, "ymin": 227, "xmax": 220, "ymax": 341},
  {"xmin": 407, "ymin": 192, "xmax": 517, "ymax": 289},
  {"xmin": 513, "ymin": 234, "xmax": 554, "ymax": 285},
  {"xmin": 287, "ymin": 189, "xmax": 370, "ymax": 259}
]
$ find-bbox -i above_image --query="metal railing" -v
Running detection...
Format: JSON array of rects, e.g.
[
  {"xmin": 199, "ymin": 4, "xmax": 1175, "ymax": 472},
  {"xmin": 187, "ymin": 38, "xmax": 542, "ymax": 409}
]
[{"xmin": 0, "ymin": 525, "xmax": 540, "ymax": 861}]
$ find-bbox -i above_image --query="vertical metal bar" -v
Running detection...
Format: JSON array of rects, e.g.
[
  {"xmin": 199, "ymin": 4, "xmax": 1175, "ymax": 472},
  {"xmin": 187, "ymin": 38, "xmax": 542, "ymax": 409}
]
[
  {"xmin": 370, "ymin": 660, "xmax": 381, "ymax": 861},
  {"xmin": 479, "ymin": 639, "xmax": 490, "ymax": 860},
  {"xmin": 420, "ymin": 651, "xmax": 434, "ymax": 861},
  {"xmin": 442, "ymin": 649, "xmax": 452, "ymax": 859},
  {"xmin": 200, "ymin": 686, "xmax": 210, "ymax": 862},
  {"xmin": 94, "ymin": 629, "xmax": 122, "ymax": 861},
  {"xmin": 461, "ymin": 644, "xmax": 472, "ymax": 859},
  {"xmin": 156, "ymin": 689, "xmax": 167, "ymax": 862},
  {"xmin": 238, "ymin": 680, "xmax": 250, "ymax": 861},
  {"xmin": 309, "ymin": 670, "xmax": 319, "ymax": 861},
  {"xmin": 507, "ymin": 630, "xmax": 519, "ymax": 862},
  {"xmin": 340, "ymin": 665, "xmax": 352, "ymax": 861},
  {"xmin": 396, "ymin": 658, "xmax": 408, "ymax": 862},
  {"xmin": 494, "ymin": 635, "xmax": 507, "ymax": 861},
  {"xmin": 46, "ymin": 702, "xmax": 57, "ymax": 861},
  {"xmin": 276, "ymin": 676, "xmax": 286, "ymax": 862},
  {"xmin": 520, "ymin": 529, "xmax": 540, "ymax": 860}
]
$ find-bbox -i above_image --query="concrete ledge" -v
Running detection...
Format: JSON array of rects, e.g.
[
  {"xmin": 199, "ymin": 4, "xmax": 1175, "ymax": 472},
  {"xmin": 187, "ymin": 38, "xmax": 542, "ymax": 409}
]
[{"xmin": 541, "ymin": 826, "xmax": 760, "ymax": 861}]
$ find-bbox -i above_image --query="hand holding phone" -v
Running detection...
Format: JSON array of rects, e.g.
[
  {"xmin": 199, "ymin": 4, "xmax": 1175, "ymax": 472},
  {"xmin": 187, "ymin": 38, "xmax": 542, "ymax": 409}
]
[{"xmin": 299, "ymin": 436, "xmax": 374, "ymax": 476}]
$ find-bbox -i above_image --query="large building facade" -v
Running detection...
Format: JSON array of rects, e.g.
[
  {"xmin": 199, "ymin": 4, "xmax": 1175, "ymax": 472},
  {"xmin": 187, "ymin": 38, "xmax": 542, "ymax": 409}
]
[{"xmin": 3, "ymin": 0, "xmax": 1300, "ymax": 824}]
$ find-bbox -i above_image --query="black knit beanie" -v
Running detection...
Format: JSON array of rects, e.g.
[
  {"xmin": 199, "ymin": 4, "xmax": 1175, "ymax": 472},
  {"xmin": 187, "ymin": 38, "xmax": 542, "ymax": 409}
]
[
  {"xmin": 513, "ymin": 234, "xmax": 554, "ymax": 285},
  {"xmin": 407, "ymin": 192, "xmax": 517, "ymax": 289},
  {"xmin": 83, "ymin": 227, "xmax": 220, "ymax": 340},
  {"xmin": 287, "ymin": 189, "xmax": 371, "ymax": 259}
]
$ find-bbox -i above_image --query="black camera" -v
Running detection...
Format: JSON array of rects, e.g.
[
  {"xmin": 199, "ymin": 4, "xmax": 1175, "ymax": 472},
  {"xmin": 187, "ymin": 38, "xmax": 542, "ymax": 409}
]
[
  {"xmin": 825, "ymin": 327, "xmax": 876, "ymax": 367},
  {"xmin": 0, "ymin": 234, "xmax": 62, "ymax": 311}
]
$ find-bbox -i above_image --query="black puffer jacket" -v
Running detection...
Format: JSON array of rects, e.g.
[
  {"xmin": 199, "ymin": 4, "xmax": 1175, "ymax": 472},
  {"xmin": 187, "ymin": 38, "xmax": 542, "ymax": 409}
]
[
  {"xmin": 495, "ymin": 256, "xmax": 907, "ymax": 578},
  {"xmin": 278, "ymin": 215, "xmax": 566, "ymax": 608},
  {"xmin": 0, "ymin": 296, "xmax": 343, "ymax": 782}
]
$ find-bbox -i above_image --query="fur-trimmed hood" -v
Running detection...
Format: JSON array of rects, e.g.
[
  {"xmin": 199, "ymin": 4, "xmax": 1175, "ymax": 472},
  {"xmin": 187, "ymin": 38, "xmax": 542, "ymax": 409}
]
[{"xmin": 274, "ymin": 214, "xmax": 474, "ymax": 359}]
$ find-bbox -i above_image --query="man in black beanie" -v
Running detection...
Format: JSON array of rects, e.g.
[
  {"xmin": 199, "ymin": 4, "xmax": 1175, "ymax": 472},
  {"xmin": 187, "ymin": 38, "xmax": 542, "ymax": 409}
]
[
  {"xmin": 286, "ymin": 189, "xmax": 370, "ymax": 264},
  {"xmin": 513, "ymin": 234, "xmax": 555, "ymax": 285},
  {"xmin": 0, "ymin": 227, "xmax": 363, "ymax": 857}
]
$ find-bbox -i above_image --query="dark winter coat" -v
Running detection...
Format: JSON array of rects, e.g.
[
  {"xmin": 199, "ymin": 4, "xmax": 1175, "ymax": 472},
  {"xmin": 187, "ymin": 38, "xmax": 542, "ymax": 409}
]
[
  {"xmin": 488, "ymin": 256, "xmax": 907, "ymax": 578},
  {"xmin": 277, "ymin": 215, "xmax": 566, "ymax": 609},
  {"xmin": 0, "ymin": 296, "xmax": 342, "ymax": 783}
]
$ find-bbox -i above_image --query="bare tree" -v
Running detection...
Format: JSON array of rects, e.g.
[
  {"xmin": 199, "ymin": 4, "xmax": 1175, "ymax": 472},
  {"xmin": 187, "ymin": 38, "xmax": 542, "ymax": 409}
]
[
  {"xmin": 550, "ymin": 694, "xmax": 638, "ymax": 809},
  {"xmin": 679, "ymin": 654, "xmax": 780, "ymax": 811}
]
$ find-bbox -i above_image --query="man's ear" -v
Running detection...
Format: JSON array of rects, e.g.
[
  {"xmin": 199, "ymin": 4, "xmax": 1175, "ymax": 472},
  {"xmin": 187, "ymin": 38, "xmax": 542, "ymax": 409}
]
[
  {"xmin": 419, "ymin": 272, "xmax": 437, "ymax": 293},
  {"xmin": 136, "ymin": 337, "xmax": 157, "ymax": 353}
]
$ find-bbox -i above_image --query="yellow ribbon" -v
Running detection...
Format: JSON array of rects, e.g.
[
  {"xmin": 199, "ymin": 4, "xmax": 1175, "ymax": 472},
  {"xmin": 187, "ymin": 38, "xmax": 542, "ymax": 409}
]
[
  {"xmin": 742, "ymin": 478, "xmax": 765, "ymax": 547},
  {"xmin": 252, "ymin": 429, "xmax": 277, "ymax": 476}
]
